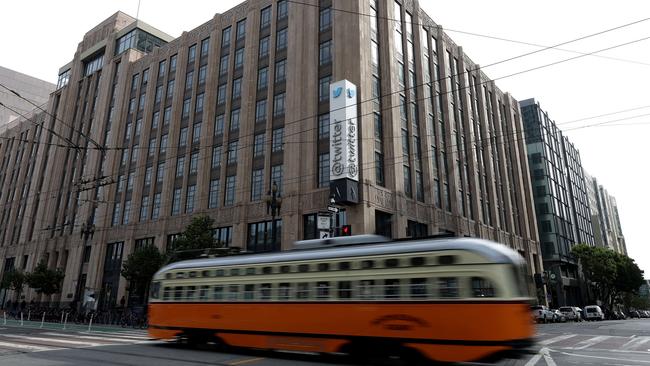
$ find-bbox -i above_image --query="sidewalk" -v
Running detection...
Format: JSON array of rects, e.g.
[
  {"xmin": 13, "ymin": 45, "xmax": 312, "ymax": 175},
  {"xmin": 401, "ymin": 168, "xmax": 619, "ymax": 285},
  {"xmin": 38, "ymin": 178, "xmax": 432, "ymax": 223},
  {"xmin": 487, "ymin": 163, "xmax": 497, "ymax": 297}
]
[{"xmin": 1, "ymin": 315, "xmax": 147, "ymax": 334}]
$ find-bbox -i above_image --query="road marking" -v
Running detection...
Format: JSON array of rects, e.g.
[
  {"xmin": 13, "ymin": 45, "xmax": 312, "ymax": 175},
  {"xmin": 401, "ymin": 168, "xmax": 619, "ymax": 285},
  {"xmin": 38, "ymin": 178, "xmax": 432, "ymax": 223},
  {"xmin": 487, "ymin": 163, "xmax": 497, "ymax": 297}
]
[
  {"xmin": 540, "ymin": 334, "xmax": 578, "ymax": 345},
  {"xmin": 228, "ymin": 357, "xmax": 265, "ymax": 365},
  {"xmin": 40, "ymin": 332, "xmax": 141, "ymax": 343},
  {"xmin": 573, "ymin": 335, "xmax": 611, "ymax": 350},
  {"xmin": 0, "ymin": 340, "xmax": 60, "ymax": 352},
  {"xmin": 555, "ymin": 349, "xmax": 650, "ymax": 363},
  {"xmin": 525, "ymin": 347, "xmax": 545, "ymax": 366},
  {"xmin": 1, "ymin": 334, "xmax": 103, "ymax": 347},
  {"xmin": 542, "ymin": 348, "xmax": 557, "ymax": 366},
  {"xmin": 622, "ymin": 336, "xmax": 650, "ymax": 350}
]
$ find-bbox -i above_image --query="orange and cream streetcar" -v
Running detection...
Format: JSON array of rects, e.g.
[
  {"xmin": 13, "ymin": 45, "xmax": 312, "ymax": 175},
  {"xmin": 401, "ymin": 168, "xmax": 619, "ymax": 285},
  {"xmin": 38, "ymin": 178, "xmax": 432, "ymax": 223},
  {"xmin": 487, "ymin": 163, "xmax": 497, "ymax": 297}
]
[{"xmin": 148, "ymin": 235, "xmax": 535, "ymax": 363}]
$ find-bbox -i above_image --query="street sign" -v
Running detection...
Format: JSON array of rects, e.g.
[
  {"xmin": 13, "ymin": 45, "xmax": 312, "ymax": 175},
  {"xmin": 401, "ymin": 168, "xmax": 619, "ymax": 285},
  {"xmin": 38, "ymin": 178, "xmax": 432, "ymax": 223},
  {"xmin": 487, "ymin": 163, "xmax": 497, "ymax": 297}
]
[
  {"xmin": 317, "ymin": 215, "xmax": 330, "ymax": 230},
  {"xmin": 327, "ymin": 205, "xmax": 339, "ymax": 213},
  {"xmin": 319, "ymin": 230, "xmax": 330, "ymax": 239}
]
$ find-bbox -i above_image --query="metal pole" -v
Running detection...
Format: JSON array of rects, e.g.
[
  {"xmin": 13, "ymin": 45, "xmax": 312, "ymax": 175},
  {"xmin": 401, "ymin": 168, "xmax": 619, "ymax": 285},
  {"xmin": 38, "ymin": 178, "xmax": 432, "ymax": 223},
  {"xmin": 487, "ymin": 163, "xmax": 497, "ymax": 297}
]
[
  {"xmin": 40, "ymin": 312, "xmax": 45, "ymax": 328},
  {"xmin": 60, "ymin": 312, "xmax": 64, "ymax": 324},
  {"xmin": 87, "ymin": 313, "xmax": 94, "ymax": 332},
  {"xmin": 20, "ymin": 312, "xmax": 23, "ymax": 326},
  {"xmin": 63, "ymin": 312, "xmax": 68, "ymax": 330},
  {"xmin": 28, "ymin": 310, "xmax": 31, "ymax": 321},
  {"xmin": 3, "ymin": 311, "xmax": 6, "ymax": 325}
]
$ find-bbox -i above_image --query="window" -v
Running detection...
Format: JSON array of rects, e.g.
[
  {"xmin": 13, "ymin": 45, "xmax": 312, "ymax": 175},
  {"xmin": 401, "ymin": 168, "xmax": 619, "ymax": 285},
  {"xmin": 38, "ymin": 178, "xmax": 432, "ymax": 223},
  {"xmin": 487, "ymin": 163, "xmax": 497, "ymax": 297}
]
[
  {"xmin": 271, "ymin": 164, "xmax": 283, "ymax": 194},
  {"xmin": 225, "ymin": 175, "xmax": 236, "ymax": 206},
  {"xmin": 251, "ymin": 169, "xmax": 264, "ymax": 201},
  {"xmin": 212, "ymin": 146, "xmax": 222, "ymax": 168},
  {"xmin": 189, "ymin": 152, "xmax": 199, "ymax": 174},
  {"xmin": 276, "ymin": 28, "xmax": 288, "ymax": 51},
  {"xmin": 275, "ymin": 59, "xmax": 286, "ymax": 83},
  {"xmin": 319, "ymin": 7, "xmax": 331, "ymax": 31},
  {"xmin": 155, "ymin": 85, "xmax": 163, "ymax": 103},
  {"xmin": 261, "ymin": 6, "xmax": 272, "ymax": 28},
  {"xmin": 316, "ymin": 282, "xmax": 330, "ymax": 299},
  {"xmin": 227, "ymin": 141, "xmax": 238, "ymax": 164},
  {"xmin": 167, "ymin": 79, "xmax": 175, "ymax": 99},
  {"xmin": 410, "ymin": 278, "xmax": 427, "ymax": 298},
  {"xmin": 219, "ymin": 54, "xmax": 229, "ymax": 75},
  {"xmin": 123, "ymin": 200, "xmax": 132, "ymax": 225},
  {"xmin": 277, "ymin": 0, "xmax": 288, "ymax": 20},
  {"xmin": 318, "ymin": 113, "xmax": 330, "ymax": 139},
  {"xmin": 127, "ymin": 171, "xmax": 135, "ymax": 190},
  {"xmin": 182, "ymin": 98, "xmax": 191, "ymax": 118},
  {"xmin": 144, "ymin": 166, "xmax": 152, "ymax": 186},
  {"xmin": 193, "ymin": 122, "xmax": 201, "ymax": 143},
  {"xmin": 215, "ymin": 114, "xmax": 225, "ymax": 135},
  {"xmin": 176, "ymin": 156, "xmax": 185, "ymax": 177},
  {"xmin": 217, "ymin": 84, "xmax": 227, "ymax": 104},
  {"xmin": 232, "ymin": 78, "xmax": 242, "ymax": 99},
  {"xmin": 439, "ymin": 277, "xmax": 459, "ymax": 298},
  {"xmin": 258, "ymin": 67, "xmax": 269, "ymax": 90},
  {"xmin": 253, "ymin": 134, "xmax": 265, "ymax": 157},
  {"xmin": 230, "ymin": 108, "xmax": 241, "ymax": 131},
  {"xmin": 278, "ymin": 283, "xmax": 290, "ymax": 300},
  {"xmin": 170, "ymin": 54, "xmax": 177, "ymax": 73},
  {"xmin": 271, "ymin": 127, "xmax": 284, "ymax": 152},
  {"xmin": 234, "ymin": 48, "xmax": 244, "ymax": 69},
  {"xmin": 385, "ymin": 279, "xmax": 400, "ymax": 298},
  {"xmin": 156, "ymin": 162, "xmax": 165, "ymax": 182},
  {"xmin": 152, "ymin": 193, "xmax": 162, "ymax": 219},
  {"xmin": 179, "ymin": 127, "xmax": 188, "ymax": 147},
  {"xmin": 195, "ymin": 93, "xmax": 204, "ymax": 113},
  {"xmin": 198, "ymin": 65, "xmax": 207, "ymax": 84},
  {"xmin": 135, "ymin": 119, "xmax": 142, "ymax": 135},
  {"xmin": 185, "ymin": 70, "xmax": 194, "ymax": 90},
  {"xmin": 172, "ymin": 188, "xmax": 182, "ymax": 215},
  {"xmin": 318, "ymin": 152, "xmax": 329, "ymax": 188},
  {"xmin": 297, "ymin": 283, "xmax": 309, "ymax": 299},
  {"xmin": 255, "ymin": 99, "xmax": 267, "ymax": 122},
  {"xmin": 117, "ymin": 175, "xmax": 125, "ymax": 193},
  {"xmin": 236, "ymin": 19, "xmax": 246, "ymax": 40},
  {"xmin": 131, "ymin": 146, "xmax": 139, "ymax": 164},
  {"xmin": 319, "ymin": 40, "xmax": 332, "ymax": 65},
  {"xmin": 163, "ymin": 106, "xmax": 171, "ymax": 126},
  {"xmin": 160, "ymin": 134, "xmax": 168, "ymax": 154},
  {"xmin": 273, "ymin": 93, "xmax": 285, "ymax": 117},
  {"xmin": 186, "ymin": 185, "xmax": 196, "ymax": 213},
  {"xmin": 260, "ymin": 283, "xmax": 272, "ymax": 300},
  {"xmin": 209, "ymin": 179, "xmax": 220, "ymax": 208},
  {"xmin": 259, "ymin": 36, "xmax": 270, "ymax": 58},
  {"xmin": 158, "ymin": 60, "xmax": 166, "ymax": 77},
  {"xmin": 129, "ymin": 98, "xmax": 136, "ymax": 113},
  {"xmin": 403, "ymin": 165, "xmax": 412, "ymax": 198},
  {"xmin": 200, "ymin": 38, "xmax": 210, "ymax": 57},
  {"xmin": 152, "ymin": 111, "xmax": 160, "ymax": 129},
  {"xmin": 221, "ymin": 26, "xmax": 231, "ymax": 48},
  {"xmin": 471, "ymin": 277, "xmax": 495, "ymax": 297},
  {"xmin": 318, "ymin": 75, "xmax": 331, "ymax": 102},
  {"xmin": 138, "ymin": 94, "xmax": 145, "ymax": 111},
  {"xmin": 112, "ymin": 202, "xmax": 121, "ymax": 226},
  {"xmin": 359, "ymin": 280, "xmax": 375, "ymax": 299}
]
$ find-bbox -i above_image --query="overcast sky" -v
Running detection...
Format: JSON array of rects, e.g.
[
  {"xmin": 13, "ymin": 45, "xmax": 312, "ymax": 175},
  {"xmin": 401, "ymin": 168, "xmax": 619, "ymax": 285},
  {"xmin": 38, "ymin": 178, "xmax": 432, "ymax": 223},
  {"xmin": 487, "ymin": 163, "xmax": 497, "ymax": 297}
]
[{"xmin": 1, "ymin": 0, "xmax": 648, "ymax": 276}]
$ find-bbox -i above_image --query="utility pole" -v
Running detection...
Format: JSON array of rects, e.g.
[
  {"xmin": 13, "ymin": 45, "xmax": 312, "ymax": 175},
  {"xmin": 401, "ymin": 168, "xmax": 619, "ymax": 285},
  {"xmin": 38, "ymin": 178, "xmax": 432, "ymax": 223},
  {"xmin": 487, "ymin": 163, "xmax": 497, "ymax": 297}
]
[{"xmin": 74, "ymin": 216, "xmax": 95, "ymax": 313}]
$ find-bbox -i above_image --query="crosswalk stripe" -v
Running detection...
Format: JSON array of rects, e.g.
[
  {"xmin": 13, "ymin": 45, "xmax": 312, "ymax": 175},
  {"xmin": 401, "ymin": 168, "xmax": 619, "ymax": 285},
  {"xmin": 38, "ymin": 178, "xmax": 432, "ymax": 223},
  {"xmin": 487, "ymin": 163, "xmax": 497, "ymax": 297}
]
[
  {"xmin": 622, "ymin": 336, "xmax": 650, "ymax": 350},
  {"xmin": 0, "ymin": 340, "xmax": 61, "ymax": 352},
  {"xmin": 539, "ymin": 334, "xmax": 578, "ymax": 345},
  {"xmin": 40, "ymin": 332, "xmax": 142, "ymax": 343},
  {"xmin": 80, "ymin": 332, "xmax": 149, "ymax": 340},
  {"xmin": 1, "ymin": 334, "xmax": 103, "ymax": 347},
  {"xmin": 573, "ymin": 335, "xmax": 611, "ymax": 350}
]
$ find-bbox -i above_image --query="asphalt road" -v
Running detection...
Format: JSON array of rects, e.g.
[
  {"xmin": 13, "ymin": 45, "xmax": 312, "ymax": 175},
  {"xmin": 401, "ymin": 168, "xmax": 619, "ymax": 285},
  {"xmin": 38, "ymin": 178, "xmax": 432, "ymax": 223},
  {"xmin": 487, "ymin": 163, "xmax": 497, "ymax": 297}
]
[{"xmin": 0, "ymin": 318, "xmax": 648, "ymax": 365}]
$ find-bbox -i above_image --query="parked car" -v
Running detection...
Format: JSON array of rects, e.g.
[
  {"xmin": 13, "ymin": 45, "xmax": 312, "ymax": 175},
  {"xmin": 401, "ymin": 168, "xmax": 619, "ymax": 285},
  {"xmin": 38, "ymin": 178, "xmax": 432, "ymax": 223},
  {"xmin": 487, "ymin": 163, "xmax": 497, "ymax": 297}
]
[
  {"xmin": 559, "ymin": 306, "xmax": 581, "ymax": 321},
  {"xmin": 584, "ymin": 305, "xmax": 605, "ymax": 321},
  {"xmin": 531, "ymin": 305, "xmax": 554, "ymax": 323},
  {"xmin": 629, "ymin": 310, "xmax": 640, "ymax": 318},
  {"xmin": 551, "ymin": 309, "xmax": 567, "ymax": 322},
  {"xmin": 640, "ymin": 310, "xmax": 649, "ymax": 318}
]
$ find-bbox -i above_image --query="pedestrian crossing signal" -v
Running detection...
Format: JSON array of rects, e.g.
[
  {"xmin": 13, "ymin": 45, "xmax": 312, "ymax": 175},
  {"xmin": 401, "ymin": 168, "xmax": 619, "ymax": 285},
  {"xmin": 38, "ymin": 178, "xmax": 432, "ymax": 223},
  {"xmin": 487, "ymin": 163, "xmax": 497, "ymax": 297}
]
[{"xmin": 341, "ymin": 225, "xmax": 352, "ymax": 236}]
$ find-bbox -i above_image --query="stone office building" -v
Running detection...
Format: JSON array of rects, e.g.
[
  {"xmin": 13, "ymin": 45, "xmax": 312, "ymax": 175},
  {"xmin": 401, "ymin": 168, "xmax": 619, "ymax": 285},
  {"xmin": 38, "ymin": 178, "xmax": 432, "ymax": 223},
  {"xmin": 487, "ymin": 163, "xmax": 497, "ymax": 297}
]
[
  {"xmin": 0, "ymin": 0, "xmax": 542, "ymax": 309},
  {"xmin": 584, "ymin": 172, "xmax": 627, "ymax": 255}
]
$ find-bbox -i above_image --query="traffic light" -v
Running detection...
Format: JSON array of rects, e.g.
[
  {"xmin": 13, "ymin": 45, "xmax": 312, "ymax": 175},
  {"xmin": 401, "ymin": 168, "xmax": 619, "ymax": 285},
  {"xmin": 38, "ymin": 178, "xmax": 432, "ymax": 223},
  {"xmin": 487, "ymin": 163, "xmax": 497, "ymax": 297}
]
[{"xmin": 341, "ymin": 225, "xmax": 352, "ymax": 236}]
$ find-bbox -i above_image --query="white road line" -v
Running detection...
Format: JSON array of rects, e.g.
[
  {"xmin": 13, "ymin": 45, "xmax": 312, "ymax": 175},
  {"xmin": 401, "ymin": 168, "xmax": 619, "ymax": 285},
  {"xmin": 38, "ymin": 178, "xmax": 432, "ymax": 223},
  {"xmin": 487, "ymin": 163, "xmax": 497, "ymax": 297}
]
[
  {"xmin": 540, "ymin": 334, "xmax": 578, "ymax": 345},
  {"xmin": 81, "ymin": 332, "xmax": 149, "ymax": 340},
  {"xmin": 40, "ymin": 332, "xmax": 139, "ymax": 343},
  {"xmin": 0, "ymin": 340, "xmax": 60, "ymax": 352},
  {"xmin": 1, "ymin": 334, "xmax": 103, "ymax": 347},
  {"xmin": 556, "ymin": 349, "xmax": 650, "ymax": 363},
  {"xmin": 622, "ymin": 336, "xmax": 650, "ymax": 350},
  {"xmin": 573, "ymin": 335, "xmax": 611, "ymax": 350},
  {"xmin": 541, "ymin": 348, "xmax": 557, "ymax": 366},
  {"xmin": 524, "ymin": 352, "xmax": 543, "ymax": 366}
]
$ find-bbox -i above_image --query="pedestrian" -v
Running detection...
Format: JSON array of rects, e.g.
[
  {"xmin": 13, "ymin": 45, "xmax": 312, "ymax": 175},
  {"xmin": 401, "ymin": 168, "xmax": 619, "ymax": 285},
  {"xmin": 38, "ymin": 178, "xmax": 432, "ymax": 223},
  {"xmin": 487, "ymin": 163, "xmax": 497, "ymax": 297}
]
[
  {"xmin": 120, "ymin": 296, "xmax": 126, "ymax": 308},
  {"xmin": 5, "ymin": 300, "xmax": 11, "ymax": 310},
  {"xmin": 20, "ymin": 299, "xmax": 26, "ymax": 311}
]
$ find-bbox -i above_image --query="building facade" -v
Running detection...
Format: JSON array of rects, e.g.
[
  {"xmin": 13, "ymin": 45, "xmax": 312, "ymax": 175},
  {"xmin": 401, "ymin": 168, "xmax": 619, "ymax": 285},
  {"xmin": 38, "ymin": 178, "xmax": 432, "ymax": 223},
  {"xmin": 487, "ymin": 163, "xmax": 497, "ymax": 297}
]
[
  {"xmin": 520, "ymin": 98, "xmax": 595, "ymax": 307},
  {"xmin": 584, "ymin": 172, "xmax": 627, "ymax": 255},
  {"xmin": 0, "ymin": 66, "xmax": 55, "ymax": 126},
  {"xmin": 0, "ymin": 0, "xmax": 543, "ymax": 309}
]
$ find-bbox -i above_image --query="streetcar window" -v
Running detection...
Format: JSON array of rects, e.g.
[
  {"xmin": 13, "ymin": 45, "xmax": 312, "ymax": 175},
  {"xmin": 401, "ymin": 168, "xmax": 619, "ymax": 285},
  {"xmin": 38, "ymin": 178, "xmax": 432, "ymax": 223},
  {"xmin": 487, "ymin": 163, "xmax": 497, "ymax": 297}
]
[
  {"xmin": 150, "ymin": 281, "xmax": 161, "ymax": 299},
  {"xmin": 410, "ymin": 257, "xmax": 425, "ymax": 266},
  {"xmin": 227, "ymin": 285, "xmax": 239, "ymax": 300},
  {"xmin": 298, "ymin": 264, "xmax": 309, "ymax": 272},
  {"xmin": 278, "ymin": 283, "xmax": 291, "ymax": 300},
  {"xmin": 165, "ymin": 273, "xmax": 172, "ymax": 279},
  {"xmin": 280, "ymin": 265, "xmax": 291, "ymax": 273},
  {"xmin": 338, "ymin": 261, "xmax": 350, "ymax": 270},
  {"xmin": 260, "ymin": 283, "xmax": 272, "ymax": 299},
  {"xmin": 410, "ymin": 278, "xmax": 427, "ymax": 298},
  {"xmin": 384, "ymin": 279, "xmax": 400, "ymax": 298},
  {"xmin": 359, "ymin": 280, "xmax": 375, "ymax": 299},
  {"xmin": 213, "ymin": 285, "xmax": 224, "ymax": 300},
  {"xmin": 471, "ymin": 277, "xmax": 496, "ymax": 298},
  {"xmin": 199, "ymin": 285, "xmax": 209, "ymax": 300},
  {"xmin": 230, "ymin": 268, "xmax": 240, "ymax": 276},
  {"xmin": 385, "ymin": 258, "xmax": 399, "ymax": 268},
  {"xmin": 296, "ymin": 283, "xmax": 309, "ymax": 299},
  {"xmin": 438, "ymin": 277, "xmax": 459, "ymax": 298},
  {"xmin": 176, "ymin": 272, "xmax": 185, "ymax": 279},
  {"xmin": 246, "ymin": 267, "xmax": 256, "ymax": 275},
  {"xmin": 201, "ymin": 270, "xmax": 211, "ymax": 277},
  {"xmin": 216, "ymin": 269, "xmax": 225, "ymax": 276},
  {"xmin": 338, "ymin": 281, "xmax": 352, "ymax": 299},
  {"xmin": 174, "ymin": 286, "xmax": 183, "ymax": 300},
  {"xmin": 361, "ymin": 260, "xmax": 375, "ymax": 269},
  {"xmin": 317, "ymin": 263, "xmax": 330, "ymax": 271},
  {"xmin": 438, "ymin": 255, "xmax": 457, "ymax": 265},
  {"xmin": 163, "ymin": 287, "xmax": 172, "ymax": 300},
  {"xmin": 187, "ymin": 286, "xmax": 196, "ymax": 300},
  {"xmin": 316, "ymin": 281, "xmax": 330, "ymax": 299},
  {"xmin": 244, "ymin": 284, "xmax": 255, "ymax": 300},
  {"xmin": 262, "ymin": 266, "xmax": 273, "ymax": 274},
  {"xmin": 189, "ymin": 271, "xmax": 197, "ymax": 278}
]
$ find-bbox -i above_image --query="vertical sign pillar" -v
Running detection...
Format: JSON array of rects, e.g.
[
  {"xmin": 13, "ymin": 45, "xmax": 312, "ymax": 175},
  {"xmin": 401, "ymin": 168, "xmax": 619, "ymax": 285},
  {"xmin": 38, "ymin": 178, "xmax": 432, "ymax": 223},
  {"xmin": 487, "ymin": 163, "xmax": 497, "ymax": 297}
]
[{"xmin": 329, "ymin": 80, "xmax": 359, "ymax": 204}]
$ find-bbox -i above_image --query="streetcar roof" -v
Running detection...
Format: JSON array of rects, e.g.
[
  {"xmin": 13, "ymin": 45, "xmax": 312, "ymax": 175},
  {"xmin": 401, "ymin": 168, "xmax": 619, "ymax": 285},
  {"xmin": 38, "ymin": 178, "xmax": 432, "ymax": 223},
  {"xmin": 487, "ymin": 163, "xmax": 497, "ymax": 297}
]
[{"xmin": 156, "ymin": 237, "xmax": 525, "ymax": 275}]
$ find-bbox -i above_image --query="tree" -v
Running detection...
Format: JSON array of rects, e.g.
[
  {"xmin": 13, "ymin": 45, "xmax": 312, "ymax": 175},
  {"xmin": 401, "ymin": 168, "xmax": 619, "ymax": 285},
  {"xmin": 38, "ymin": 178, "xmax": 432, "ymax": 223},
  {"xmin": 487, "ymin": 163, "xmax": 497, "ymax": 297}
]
[
  {"xmin": 26, "ymin": 260, "xmax": 65, "ymax": 296},
  {"xmin": 1, "ymin": 269, "xmax": 26, "ymax": 302},
  {"xmin": 168, "ymin": 215, "xmax": 224, "ymax": 262},
  {"xmin": 121, "ymin": 245, "xmax": 166, "ymax": 305}
]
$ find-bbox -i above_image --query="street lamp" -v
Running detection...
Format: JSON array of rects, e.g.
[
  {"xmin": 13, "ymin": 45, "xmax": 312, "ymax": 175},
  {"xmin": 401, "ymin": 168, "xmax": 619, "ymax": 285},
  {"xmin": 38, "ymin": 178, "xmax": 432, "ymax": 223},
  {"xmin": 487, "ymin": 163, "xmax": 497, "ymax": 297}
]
[
  {"xmin": 74, "ymin": 217, "xmax": 95, "ymax": 311},
  {"xmin": 265, "ymin": 181, "xmax": 282, "ymax": 252}
]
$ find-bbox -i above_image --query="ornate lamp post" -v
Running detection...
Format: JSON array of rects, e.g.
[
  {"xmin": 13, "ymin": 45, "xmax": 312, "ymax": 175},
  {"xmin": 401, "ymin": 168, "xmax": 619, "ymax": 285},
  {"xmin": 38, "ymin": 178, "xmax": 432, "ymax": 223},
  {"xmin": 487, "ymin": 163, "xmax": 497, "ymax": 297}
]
[{"xmin": 265, "ymin": 181, "xmax": 282, "ymax": 252}]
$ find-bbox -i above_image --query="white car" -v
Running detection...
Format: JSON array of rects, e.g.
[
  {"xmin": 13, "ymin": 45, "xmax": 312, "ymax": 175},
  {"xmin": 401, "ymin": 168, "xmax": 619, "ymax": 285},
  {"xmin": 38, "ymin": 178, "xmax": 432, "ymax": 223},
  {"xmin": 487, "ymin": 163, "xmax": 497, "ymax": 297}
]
[
  {"xmin": 559, "ymin": 306, "xmax": 581, "ymax": 321},
  {"xmin": 531, "ymin": 305, "xmax": 554, "ymax": 323},
  {"xmin": 584, "ymin": 305, "xmax": 605, "ymax": 321}
]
